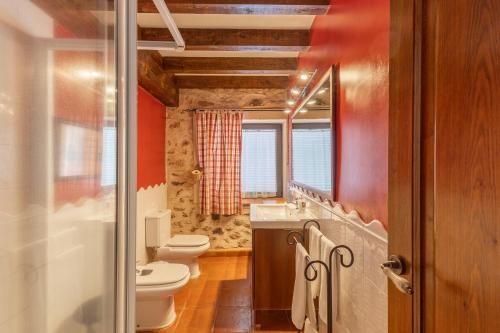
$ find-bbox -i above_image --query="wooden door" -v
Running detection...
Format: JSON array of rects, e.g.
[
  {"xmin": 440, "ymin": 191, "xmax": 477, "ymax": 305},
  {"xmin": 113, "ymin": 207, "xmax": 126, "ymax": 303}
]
[{"xmin": 389, "ymin": 0, "xmax": 500, "ymax": 332}]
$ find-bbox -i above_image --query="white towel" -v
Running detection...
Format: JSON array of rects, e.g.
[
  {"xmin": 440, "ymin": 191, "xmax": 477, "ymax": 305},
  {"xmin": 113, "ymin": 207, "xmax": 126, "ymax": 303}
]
[
  {"xmin": 292, "ymin": 243, "xmax": 308, "ymax": 329},
  {"xmin": 318, "ymin": 237, "xmax": 340, "ymax": 324},
  {"xmin": 308, "ymin": 226, "xmax": 323, "ymax": 297},
  {"xmin": 304, "ymin": 318, "xmax": 319, "ymax": 333}
]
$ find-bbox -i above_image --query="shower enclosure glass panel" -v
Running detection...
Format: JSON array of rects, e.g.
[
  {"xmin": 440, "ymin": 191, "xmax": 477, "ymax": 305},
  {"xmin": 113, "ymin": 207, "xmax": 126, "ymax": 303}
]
[{"xmin": 0, "ymin": 0, "xmax": 124, "ymax": 331}]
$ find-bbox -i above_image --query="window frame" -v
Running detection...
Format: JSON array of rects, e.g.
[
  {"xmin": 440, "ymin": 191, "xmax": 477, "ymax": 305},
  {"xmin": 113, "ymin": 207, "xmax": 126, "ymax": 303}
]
[{"xmin": 241, "ymin": 122, "xmax": 284, "ymax": 198}]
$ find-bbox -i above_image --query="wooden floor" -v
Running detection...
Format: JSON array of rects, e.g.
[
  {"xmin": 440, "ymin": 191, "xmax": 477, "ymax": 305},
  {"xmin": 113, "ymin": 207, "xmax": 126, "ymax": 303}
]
[{"xmin": 144, "ymin": 255, "xmax": 297, "ymax": 333}]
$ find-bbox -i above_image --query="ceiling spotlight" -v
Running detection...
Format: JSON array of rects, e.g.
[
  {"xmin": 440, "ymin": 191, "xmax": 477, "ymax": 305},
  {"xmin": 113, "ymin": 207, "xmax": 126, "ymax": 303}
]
[
  {"xmin": 307, "ymin": 99, "xmax": 317, "ymax": 105},
  {"xmin": 290, "ymin": 87, "xmax": 300, "ymax": 96},
  {"xmin": 283, "ymin": 108, "xmax": 292, "ymax": 114},
  {"xmin": 299, "ymin": 108, "xmax": 308, "ymax": 113},
  {"xmin": 318, "ymin": 88, "xmax": 328, "ymax": 94},
  {"xmin": 77, "ymin": 70, "xmax": 102, "ymax": 79},
  {"xmin": 287, "ymin": 100, "xmax": 295, "ymax": 106},
  {"xmin": 299, "ymin": 72, "xmax": 309, "ymax": 81}
]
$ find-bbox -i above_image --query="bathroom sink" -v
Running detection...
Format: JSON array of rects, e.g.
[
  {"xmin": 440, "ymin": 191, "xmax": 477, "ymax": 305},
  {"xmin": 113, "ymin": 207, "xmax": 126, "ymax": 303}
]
[{"xmin": 250, "ymin": 203, "xmax": 316, "ymax": 229}]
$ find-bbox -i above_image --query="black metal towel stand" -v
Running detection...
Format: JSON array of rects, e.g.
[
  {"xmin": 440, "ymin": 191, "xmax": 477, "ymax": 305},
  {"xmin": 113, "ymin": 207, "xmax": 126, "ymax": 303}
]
[{"xmin": 287, "ymin": 220, "xmax": 354, "ymax": 333}]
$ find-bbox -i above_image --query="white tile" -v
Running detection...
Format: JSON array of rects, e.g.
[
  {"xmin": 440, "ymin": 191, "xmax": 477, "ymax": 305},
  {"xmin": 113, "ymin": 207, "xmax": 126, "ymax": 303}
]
[
  {"xmin": 360, "ymin": 278, "xmax": 388, "ymax": 333},
  {"xmin": 340, "ymin": 300, "xmax": 365, "ymax": 333},
  {"xmin": 321, "ymin": 218, "xmax": 345, "ymax": 245},
  {"xmin": 363, "ymin": 232, "xmax": 388, "ymax": 292},
  {"xmin": 292, "ymin": 189, "xmax": 388, "ymax": 333},
  {"xmin": 136, "ymin": 183, "xmax": 167, "ymax": 264},
  {"xmin": 339, "ymin": 223, "xmax": 364, "ymax": 319}
]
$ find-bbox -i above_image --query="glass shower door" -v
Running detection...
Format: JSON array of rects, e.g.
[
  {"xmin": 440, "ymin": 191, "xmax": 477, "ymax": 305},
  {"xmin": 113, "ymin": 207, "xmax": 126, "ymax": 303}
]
[{"xmin": 0, "ymin": 0, "xmax": 135, "ymax": 332}]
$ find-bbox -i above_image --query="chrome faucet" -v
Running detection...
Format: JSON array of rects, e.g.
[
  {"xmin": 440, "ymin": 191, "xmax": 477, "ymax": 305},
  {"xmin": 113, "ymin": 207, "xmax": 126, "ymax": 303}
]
[{"xmin": 294, "ymin": 196, "xmax": 306, "ymax": 213}]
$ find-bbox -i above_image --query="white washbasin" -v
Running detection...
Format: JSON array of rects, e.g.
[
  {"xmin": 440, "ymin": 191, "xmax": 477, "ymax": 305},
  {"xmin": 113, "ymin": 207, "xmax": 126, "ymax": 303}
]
[{"xmin": 250, "ymin": 203, "xmax": 316, "ymax": 229}]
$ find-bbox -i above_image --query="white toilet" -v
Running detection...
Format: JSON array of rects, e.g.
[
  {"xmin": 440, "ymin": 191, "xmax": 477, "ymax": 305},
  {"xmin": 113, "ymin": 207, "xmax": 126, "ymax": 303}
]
[
  {"xmin": 146, "ymin": 210, "xmax": 210, "ymax": 278},
  {"xmin": 136, "ymin": 261, "xmax": 190, "ymax": 331}
]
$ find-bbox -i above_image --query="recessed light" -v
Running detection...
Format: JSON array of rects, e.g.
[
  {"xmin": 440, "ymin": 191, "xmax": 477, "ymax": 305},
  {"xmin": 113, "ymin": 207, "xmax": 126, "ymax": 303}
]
[
  {"xmin": 283, "ymin": 108, "xmax": 292, "ymax": 114},
  {"xmin": 307, "ymin": 100, "xmax": 317, "ymax": 105},
  {"xmin": 77, "ymin": 70, "xmax": 102, "ymax": 78},
  {"xmin": 299, "ymin": 108, "xmax": 308, "ymax": 113},
  {"xmin": 318, "ymin": 88, "xmax": 328, "ymax": 94},
  {"xmin": 287, "ymin": 100, "xmax": 295, "ymax": 106},
  {"xmin": 290, "ymin": 87, "xmax": 300, "ymax": 96},
  {"xmin": 299, "ymin": 73, "xmax": 309, "ymax": 81}
]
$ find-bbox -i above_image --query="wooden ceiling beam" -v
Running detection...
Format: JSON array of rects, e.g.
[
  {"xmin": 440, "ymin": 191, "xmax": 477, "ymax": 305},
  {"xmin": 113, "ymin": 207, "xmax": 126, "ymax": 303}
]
[
  {"xmin": 140, "ymin": 28, "xmax": 310, "ymax": 52},
  {"xmin": 163, "ymin": 57, "xmax": 297, "ymax": 75},
  {"xmin": 45, "ymin": 0, "xmax": 329, "ymax": 15},
  {"xmin": 74, "ymin": 0, "xmax": 329, "ymax": 15},
  {"xmin": 153, "ymin": 0, "xmax": 329, "ymax": 5},
  {"xmin": 138, "ymin": 0, "xmax": 329, "ymax": 15},
  {"xmin": 138, "ymin": 50, "xmax": 179, "ymax": 106},
  {"xmin": 176, "ymin": 75, "xmax": 289, "ymax": 89}
]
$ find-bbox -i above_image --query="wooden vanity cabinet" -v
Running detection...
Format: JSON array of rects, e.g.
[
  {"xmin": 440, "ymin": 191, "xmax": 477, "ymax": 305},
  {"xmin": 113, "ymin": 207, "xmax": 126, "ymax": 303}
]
[{"xmin": 252, "ymin": 228, "xmax": 298, "ymax": 323}]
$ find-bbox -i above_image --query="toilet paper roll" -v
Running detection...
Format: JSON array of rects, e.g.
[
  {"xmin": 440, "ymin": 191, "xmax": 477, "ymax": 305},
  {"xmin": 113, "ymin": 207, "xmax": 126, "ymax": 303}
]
[{"xmin": 192, "ymin": 169, "xmax": 203, "ymax": 181}]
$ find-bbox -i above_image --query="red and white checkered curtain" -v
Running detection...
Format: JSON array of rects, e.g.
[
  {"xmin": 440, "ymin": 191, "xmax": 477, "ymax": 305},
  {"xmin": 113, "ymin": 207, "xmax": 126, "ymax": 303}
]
[{"xmin": 196, "ymin": 110, "xmax": 243, "ymax": 215}]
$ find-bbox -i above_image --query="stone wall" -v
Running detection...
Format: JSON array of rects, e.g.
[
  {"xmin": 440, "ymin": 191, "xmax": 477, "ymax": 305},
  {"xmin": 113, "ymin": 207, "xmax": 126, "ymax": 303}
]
[{"xmin": 166, "ymin": 88, "xmax": 286, "ymax": 249}]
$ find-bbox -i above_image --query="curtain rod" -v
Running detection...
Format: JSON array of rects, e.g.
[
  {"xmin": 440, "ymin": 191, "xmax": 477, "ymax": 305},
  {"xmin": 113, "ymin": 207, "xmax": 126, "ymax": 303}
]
[{"xmin": 186, "ymin": 108, "xmax": 286, "ymax": 112}]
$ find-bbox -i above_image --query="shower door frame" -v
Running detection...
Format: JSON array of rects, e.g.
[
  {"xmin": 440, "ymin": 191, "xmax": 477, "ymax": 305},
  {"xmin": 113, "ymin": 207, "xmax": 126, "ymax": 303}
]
[{"xmin": 115, "ymin": 0, "xmax": 138, "ymax": 332}]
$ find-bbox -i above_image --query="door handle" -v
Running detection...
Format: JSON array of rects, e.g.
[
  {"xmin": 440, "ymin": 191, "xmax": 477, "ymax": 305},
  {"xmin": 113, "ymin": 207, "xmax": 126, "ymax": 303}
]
[{"xmin": 381, "ymin": 255, "xmax": 414, "ymax": 295}]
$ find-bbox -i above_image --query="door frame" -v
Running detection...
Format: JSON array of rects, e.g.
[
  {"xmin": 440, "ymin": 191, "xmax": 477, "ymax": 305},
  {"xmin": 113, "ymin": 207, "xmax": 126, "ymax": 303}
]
[{"xmin": 388, "ymin": 0, "xmax": 423, "ymax": 332}]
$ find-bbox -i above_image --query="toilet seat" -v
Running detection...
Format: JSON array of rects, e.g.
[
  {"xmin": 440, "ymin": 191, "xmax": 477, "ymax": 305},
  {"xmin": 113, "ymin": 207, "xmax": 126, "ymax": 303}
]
[
  {"xmin": 165, "ymin": 234, "xmax": 209, "ymax": 247},
  {"xmin": 137, "ymin": 261, "xmax": 190, "ymax": 286},
  {"xmin": 136, "ymin": 261, "xmax": 190, "ymax": 331},
  {"xmin": 155, "ymin": 234, "xmax": 211, "ymax": 279}
]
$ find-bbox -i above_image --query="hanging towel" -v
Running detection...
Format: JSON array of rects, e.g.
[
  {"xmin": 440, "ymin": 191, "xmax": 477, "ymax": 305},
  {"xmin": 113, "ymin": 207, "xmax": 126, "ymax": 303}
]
[
  {"xmin": 304, "ymin": 318, "xmax": 319, "ymax": 333},
  {"xmin": 291, "ymin": 243, "xmax": 308, "ymax": 329},
  {"xmin": 308, "ymin": 226, "xmax": 323, "ymax": 298},
  {"xmin": 318, "ymin": 237, "xmax": 340, "ymax": 324}
]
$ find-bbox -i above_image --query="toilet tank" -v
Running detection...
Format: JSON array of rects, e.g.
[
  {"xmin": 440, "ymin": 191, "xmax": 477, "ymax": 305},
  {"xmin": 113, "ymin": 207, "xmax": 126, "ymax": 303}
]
[{"xmin": 145, "ymin": 209, "xmax": 171, "ymax": 248}]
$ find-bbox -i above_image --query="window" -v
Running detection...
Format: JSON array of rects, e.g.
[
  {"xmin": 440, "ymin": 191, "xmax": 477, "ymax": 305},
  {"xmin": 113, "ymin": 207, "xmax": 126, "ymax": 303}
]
[
  {"xmin": 292, "ymin": 123, "xmax": 332, "ymax": 192},
  {"xmin": 241, "ymin": 124, "xmax": 283, "ymax": 198},
  {"xmin": 101, "ymin": 126, "xmax": 117, "ymax": 187},
  {"xmin": 57, "ymin": 122, "xmax": 99, "ymax": 178}
]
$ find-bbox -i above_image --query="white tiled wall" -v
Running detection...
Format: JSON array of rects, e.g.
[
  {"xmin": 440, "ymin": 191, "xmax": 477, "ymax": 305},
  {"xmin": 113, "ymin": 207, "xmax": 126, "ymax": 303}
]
[
  {"xmin": 136, "ymin": 183, "xmax": 167, "ymax": 264},
  {"xmin": 293, "ymin": 190, "xmax": 388, "ymax": 333}
]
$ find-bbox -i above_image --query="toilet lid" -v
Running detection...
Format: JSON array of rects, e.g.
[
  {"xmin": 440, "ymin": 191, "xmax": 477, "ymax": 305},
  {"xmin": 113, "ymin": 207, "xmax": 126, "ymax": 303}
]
[
  {"xmin": 165, "ymin": 234, "xmax": 210, "ymax": 247},
  {"xmin": 136, "ymin": 261, "xmax": 189, "ymax": 286}
]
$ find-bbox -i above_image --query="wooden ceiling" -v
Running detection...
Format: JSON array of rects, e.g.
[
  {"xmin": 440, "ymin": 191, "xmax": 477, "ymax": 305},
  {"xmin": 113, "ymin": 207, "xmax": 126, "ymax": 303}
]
[
  {"xmin": 138, "ymin": 0, "xmax": 328, "ymax": 106},
  {"xmin": 33, "ymin": 0, "xmax": 328, "ymax": 107}
]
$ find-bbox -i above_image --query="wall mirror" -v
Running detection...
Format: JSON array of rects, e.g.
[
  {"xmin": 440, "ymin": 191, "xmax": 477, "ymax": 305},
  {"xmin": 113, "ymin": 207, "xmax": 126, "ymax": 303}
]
[{"xmin": 291, "ymin": 67, "xmax": 335, "ymax": 200}]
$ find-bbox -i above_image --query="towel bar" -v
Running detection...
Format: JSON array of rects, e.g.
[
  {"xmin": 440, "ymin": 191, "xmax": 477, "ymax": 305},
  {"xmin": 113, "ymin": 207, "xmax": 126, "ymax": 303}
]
[
  {"xmin": 285, "ymin": 219, "xmax": 321, "ymax": 246},
  {"xmin": 287, "ymin": 233, "xmax": 319, "ymax": 277}
]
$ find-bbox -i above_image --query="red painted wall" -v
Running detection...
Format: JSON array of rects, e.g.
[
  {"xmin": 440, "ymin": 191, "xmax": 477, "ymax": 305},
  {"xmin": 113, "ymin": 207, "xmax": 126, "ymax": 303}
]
[
  {"xmin": 137, "ymin": 86, "xmax": 166, "ymax": 190},
  {"xmin": 295, "ymin": 0, "xmax": 389, "ymax": 226}
]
